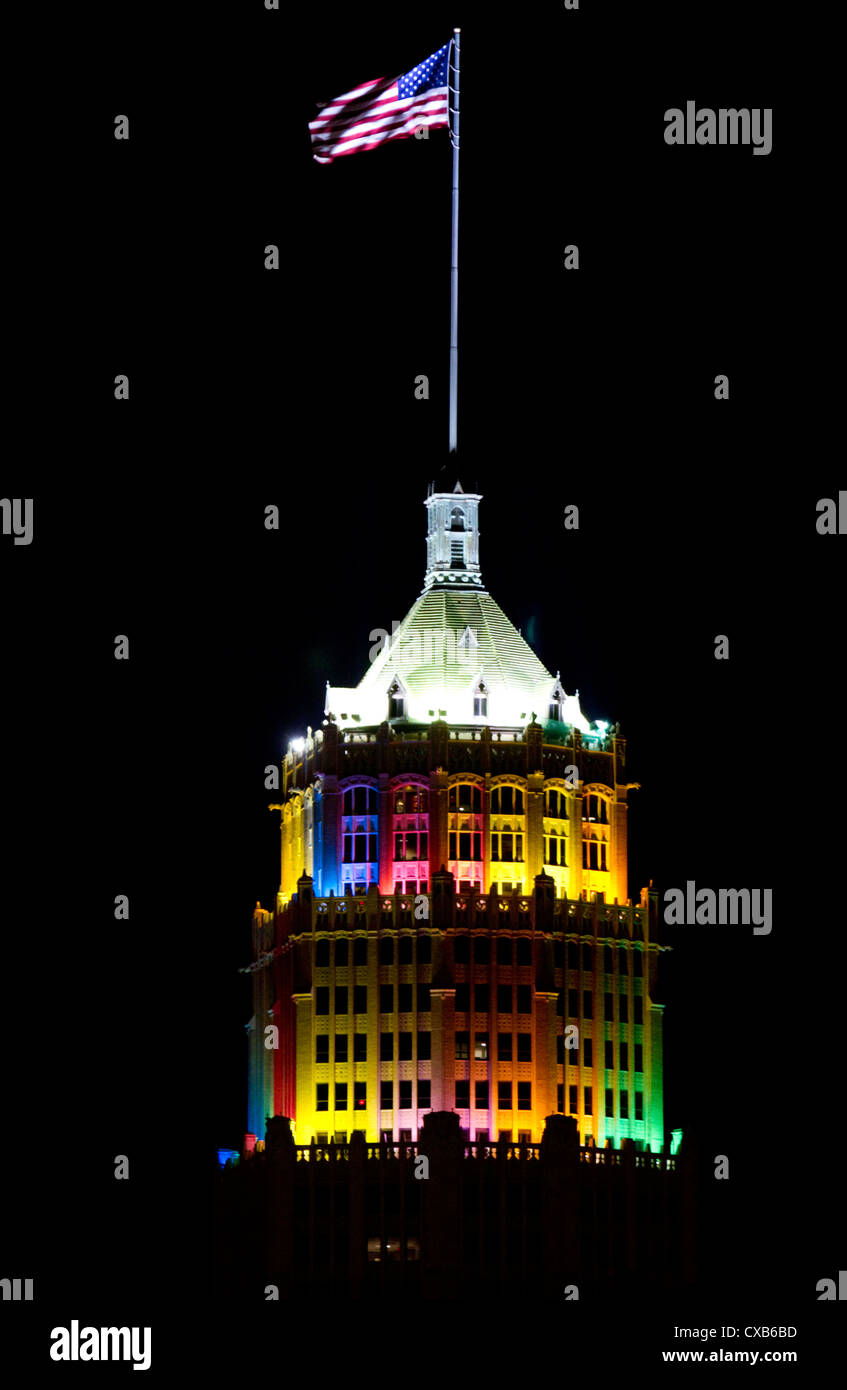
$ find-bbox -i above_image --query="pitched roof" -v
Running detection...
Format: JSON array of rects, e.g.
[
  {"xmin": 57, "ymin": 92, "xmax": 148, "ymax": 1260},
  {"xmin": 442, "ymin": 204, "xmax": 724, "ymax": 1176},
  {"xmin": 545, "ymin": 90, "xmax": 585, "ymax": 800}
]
[{"xmin": 326, "ymin": 588, "xmax": 591, "ymax": 732}]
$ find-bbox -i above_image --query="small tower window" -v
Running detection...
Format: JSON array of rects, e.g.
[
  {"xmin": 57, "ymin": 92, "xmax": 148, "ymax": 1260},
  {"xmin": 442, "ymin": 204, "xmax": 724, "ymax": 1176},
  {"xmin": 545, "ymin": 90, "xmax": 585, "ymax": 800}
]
[
  {"xmin": 473, "ymin": 678, "xmax": 488, "ymax": 718},
  {"xmin": 450, "ymin": 507, "xmax": 466, "ymax": 531},
  {"xmin": 388, "ymin": 680, "xmax": 405, "ymax": 719}
]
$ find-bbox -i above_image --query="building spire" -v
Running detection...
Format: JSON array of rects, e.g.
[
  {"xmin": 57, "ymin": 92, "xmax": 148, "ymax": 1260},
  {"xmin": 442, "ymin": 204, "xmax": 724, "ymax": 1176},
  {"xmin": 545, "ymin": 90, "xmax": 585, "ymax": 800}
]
[{"xmin": 423, "ymin": 482, "xmax": 483, "ymax": 591}]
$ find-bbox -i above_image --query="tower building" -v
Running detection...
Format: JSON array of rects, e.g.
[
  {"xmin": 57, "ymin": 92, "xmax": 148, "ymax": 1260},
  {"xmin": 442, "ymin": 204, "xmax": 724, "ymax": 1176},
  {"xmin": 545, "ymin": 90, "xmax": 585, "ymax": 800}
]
[{"xmin": 243, "ymin": 484, "xmax": 668, "ymax": 1157}]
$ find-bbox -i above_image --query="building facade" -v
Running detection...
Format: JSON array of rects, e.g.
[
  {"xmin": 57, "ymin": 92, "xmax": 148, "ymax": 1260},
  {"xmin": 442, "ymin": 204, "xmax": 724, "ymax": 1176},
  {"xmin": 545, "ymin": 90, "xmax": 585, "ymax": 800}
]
[{"xmin": 243, "ymin": 484, "xmax": 668, "ymax": 1156}]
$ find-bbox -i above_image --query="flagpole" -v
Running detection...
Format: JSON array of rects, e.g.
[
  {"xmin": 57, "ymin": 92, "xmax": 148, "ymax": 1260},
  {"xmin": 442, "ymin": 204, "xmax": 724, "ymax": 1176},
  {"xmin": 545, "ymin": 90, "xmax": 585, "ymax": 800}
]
[{"xmin": 448, "ymin": 27, "xmax": 461, "ymax": 455}]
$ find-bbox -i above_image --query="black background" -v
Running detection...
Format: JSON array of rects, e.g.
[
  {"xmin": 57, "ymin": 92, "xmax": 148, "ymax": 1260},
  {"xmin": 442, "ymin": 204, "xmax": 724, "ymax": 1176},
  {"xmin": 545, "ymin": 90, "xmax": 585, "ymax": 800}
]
[{"xmin": 2, "ymin": 0, "xmax": 843, "ymax": 1376}]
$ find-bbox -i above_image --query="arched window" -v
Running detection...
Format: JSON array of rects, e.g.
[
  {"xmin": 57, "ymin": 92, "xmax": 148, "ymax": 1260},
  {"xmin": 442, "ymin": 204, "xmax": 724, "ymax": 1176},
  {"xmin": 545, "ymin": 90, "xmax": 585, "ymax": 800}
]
[
  {"xmin": 450, "ymin": 507, "xmax": 466, "ymax": 531},
  {"xmin": 448, "ymin": 783, "xmax": 482, "ymax": 813}
]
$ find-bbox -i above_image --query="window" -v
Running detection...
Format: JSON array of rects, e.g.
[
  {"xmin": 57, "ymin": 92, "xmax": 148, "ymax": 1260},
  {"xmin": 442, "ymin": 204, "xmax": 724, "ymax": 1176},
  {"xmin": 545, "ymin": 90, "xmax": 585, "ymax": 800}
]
[
  {"xmin": 604, "ymin": 992, "xmax": 613, "ymax": 1018},
  {"xmin": 343, "ymin": 786, "xmax": 377, "ymax": 815},
  {"xmin": 605, "ymin": 1088, "xmax": 614, "ymax": 1118},
  {"xmin": 315, "ymin": 987, "xmax": 329, "ymax": 1016},
  {"xmin": 380, "ymin": 937, "xmax": 394, "ymax": 964},
  {"xmin": 449, "ymin": 830, "xmax": 483, "ymax": 860},
  {"xmin": 418, "ymin": 1079, "xmax": 431, "ymax": 1108},
  {"xmin": 582, "ymin": 990, "xmax": 593, "ymax": 1019},
  {"xmin": 474, "ymin": 984, "xmax": 489, "ymax": 1012},
  {"xmin": 475, "ymin": 1081, "xmax": 489, "ymax": 1110},
  {"xmin": 335, "ymin": 987, "xmax": 348, "ymax": 1015},
  {"xmin": 315, "ymin": 939, "xmax": 330, "ymax": 967},
  {"xmin": 567, "ymin": 989, "xmax": 578, "ymax": 1017},
  {"xmin": 620, "ymin": 1091, "xmax": 629, "ymax": 1120},
  {"xmin": 473, "ymin": 936, "xmax": 489, "ymax": 964},
  {"xmin": 448, "ymin": 783, "xmax": 482, "ymax": 813},
  {"xmin": 556, "ymin": 1034, "xmax": 565, "ymax": 1063},
  {"xmin": 605, "ymin": 1040, "xmax": 614, "ymax": 1069},
  {"xmin": 517, "ymin": 1082, "xmax": 531, "ymax": 1111},
  {"xmin": 491, "ymin": 785, "xmax": 525, "ymax": 815},
  {"xmin": 491, "ymin": 831, "xmax": 523, "ymax": 863},
  {"xmin": 380, "ymin": 1033, "xmax": 393, "ymax": 1061},
  {"xmin": 549, "ymin": 700, "xmax": 561, "ymax": 721},
  {"xmin": 398, "ymin": 984, "xmax": 413, "ymax": 1012},
  {"xmin": 399, "ymin": 1031, "xmax": 413, "ymax": 1061},
  {"xmin": 456, "ymin": 1080, "xmax": 470, "ymax": 1108},
  {"xmin": 620, "ymin": 994, "xmax": 629, "ymax": 1023},
  {"xmin": 618, "ymin": 947, "xmax": 628, "ymax": 975},
  {"xmin": 517, "ymin": 985, "xmax": 531, "ymax": 1014},
  {"xmin": 335, "ymin": 1035, "xmax": 348, "ymax": 1063},
  {"xmin": 454, "ymin": 934, "xmax": 470, "ymax": 963},
  {"xmin": 380, "ymin": 1080, "xmax": 392, "ymax": 1109},
  {"xmin": 516, "ymin": 938, "xmax": 532, "ymax": 966},
  {"xmin": 388, "ymin": 681, "xmax": 406, "ymax": 719},
  {"xmin": 634, "ymin": 951, "xmax": 643, "ymax": 977},
  {"xmin": 316, "ymin": 1084, "xmax": 329, "ymax": 1112},
  {"xmin": 634, "ymin": 997, "xmax": 643, "ymax": 1024},
  {"xmin": 603, "ymin": 946, "xmax": 614, "ymax": 973},
  {"xmin": 634, "ymin": 1044, "xmax": 643, "ymax": 1073},
  {"xmin": 455, "ymin": 1031, "xmax": 470, "ymax": 1059},
  {"xmin": 497, "ymin": 937, "xmax": 512, "ymax": 966},
  {"xmin": 584, "ymin": 1086, "xmax": 593, "ymax": 1115},
  {"xmin": 583, "ymin": 1038, "xmax": 592, "ymax": 1068},
  {"xmin": 497, "ymin": 1032, "xmax": 512, "ymax": 1061},
  {"xmin": 398, "ymin": 936, "xmax": 414, "ymax": 964},
  {"xmin": 336, "ymin": 1083, "xmax": 348, "ymax": 1111},
  {"xmin": 557, "ymin": 1084, "xmax": 564, "ymax": 1112},
  {"xmin": 316, "ymin": 1035, "xmax": 329, "ymax": 1064},
  {"xmin": 497, "ymin": 984, "xmax": 512, "ymax": 1013},
  {"xmin": 399, "ymin": 1080, "xmax": 412, "ymax": 1110},
  {"xmin": 474, "ymin": 1032, "xmax": 489, "ymax": 1060},
  {"xmin": 353, "ymin": 985, "xmax": 367, "ymax": 1014},
  {"xmin": 394, "ymin": 786, "xmax": 428, "ymax": 814},
  {"xmin": 554, "ymin": 940, "xmax": 564, "ymax": 967},
  {"xmin": 354, "ymin": 1034, "xmax": 367, "ymax": 1062},
  {"xmin": 517, "ymin": 1033, "xmax": 532, "ymax": 1062},
  {"xmin": 417, "ymin": 1030, "xmax": 431, "ymax": 1060},
  {"xmin": 418, "ymin": 984, "xmax": 431, "ymax": 1012},
  {"xmin": 418, "ymin": 936, "xmax": 432, "ymax": 964},
  {"xmin": 498, "ymin": 1081, "xmax": 512, "ymax": 1109},
  {"xmin": 635, "ymin": 1092, "xmax": 643, "ymax": 1121},
  {"xmin": 354, "ymin": 1081, "xmax": 366, "ymax": 1110},
  {"xmin": 569, "ymin": 1084, "xmax": 578, "ymax": 1113},
  {"xmin": 620, "ymin": 1041, "xmax": 629, "ymax": 1070},
  {"xmin": 455, "ymin": 983, "xmax": 469, "ymax": 1011},
  {"xmin": 394, "ymin": 830, "xmax": 428, "ymax": 862},
  {"xmin": 380, "ymin": 985, "xmax": 393, "ymax": 1013},
  {"xmin": 353, "ymin": 938, "xmax": 368, "ymax": 966},
  {"xmin": 567, "ymin": 942, "xmax": 578, "ymax": 970},
  {"xmin": 342, "ymin": 832, "xmax": 378, "ymax": 863}
]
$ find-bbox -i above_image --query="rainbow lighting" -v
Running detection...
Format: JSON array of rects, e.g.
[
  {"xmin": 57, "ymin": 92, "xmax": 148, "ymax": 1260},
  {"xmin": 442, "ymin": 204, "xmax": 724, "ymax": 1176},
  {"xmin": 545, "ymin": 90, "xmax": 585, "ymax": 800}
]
[{"xmin": 242, "ymin": 484, "xmax": 668, "ymax": 1157}]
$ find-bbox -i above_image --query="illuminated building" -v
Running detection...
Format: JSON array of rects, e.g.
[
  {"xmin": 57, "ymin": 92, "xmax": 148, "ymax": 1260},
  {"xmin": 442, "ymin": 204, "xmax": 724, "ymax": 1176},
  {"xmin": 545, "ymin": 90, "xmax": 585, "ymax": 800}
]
[{"xmin": 243, "ymin": 483, "xmax": 668, "ymax": 1159}]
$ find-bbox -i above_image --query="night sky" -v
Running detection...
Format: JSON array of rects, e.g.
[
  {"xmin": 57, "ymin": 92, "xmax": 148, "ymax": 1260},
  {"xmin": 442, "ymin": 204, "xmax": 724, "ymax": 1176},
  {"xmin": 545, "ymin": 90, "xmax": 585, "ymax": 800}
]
[{"xmin": 1, "ymin": 0, "xmax": 842, "ymax": 1373}]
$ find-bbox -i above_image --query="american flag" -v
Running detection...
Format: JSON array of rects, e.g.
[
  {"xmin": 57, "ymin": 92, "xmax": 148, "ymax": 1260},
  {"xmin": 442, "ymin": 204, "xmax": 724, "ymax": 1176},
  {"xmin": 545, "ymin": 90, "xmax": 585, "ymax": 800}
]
[{"xmin": 309, "ymin": 42, "xmax": 451, "ymax": 164}]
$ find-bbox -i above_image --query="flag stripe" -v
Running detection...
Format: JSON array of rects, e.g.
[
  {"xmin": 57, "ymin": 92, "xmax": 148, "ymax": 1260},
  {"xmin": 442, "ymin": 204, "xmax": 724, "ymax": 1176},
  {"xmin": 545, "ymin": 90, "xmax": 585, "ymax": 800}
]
[{"xmin": 309, "ymin": 42, "xmax": 451, "ymax": 164}]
